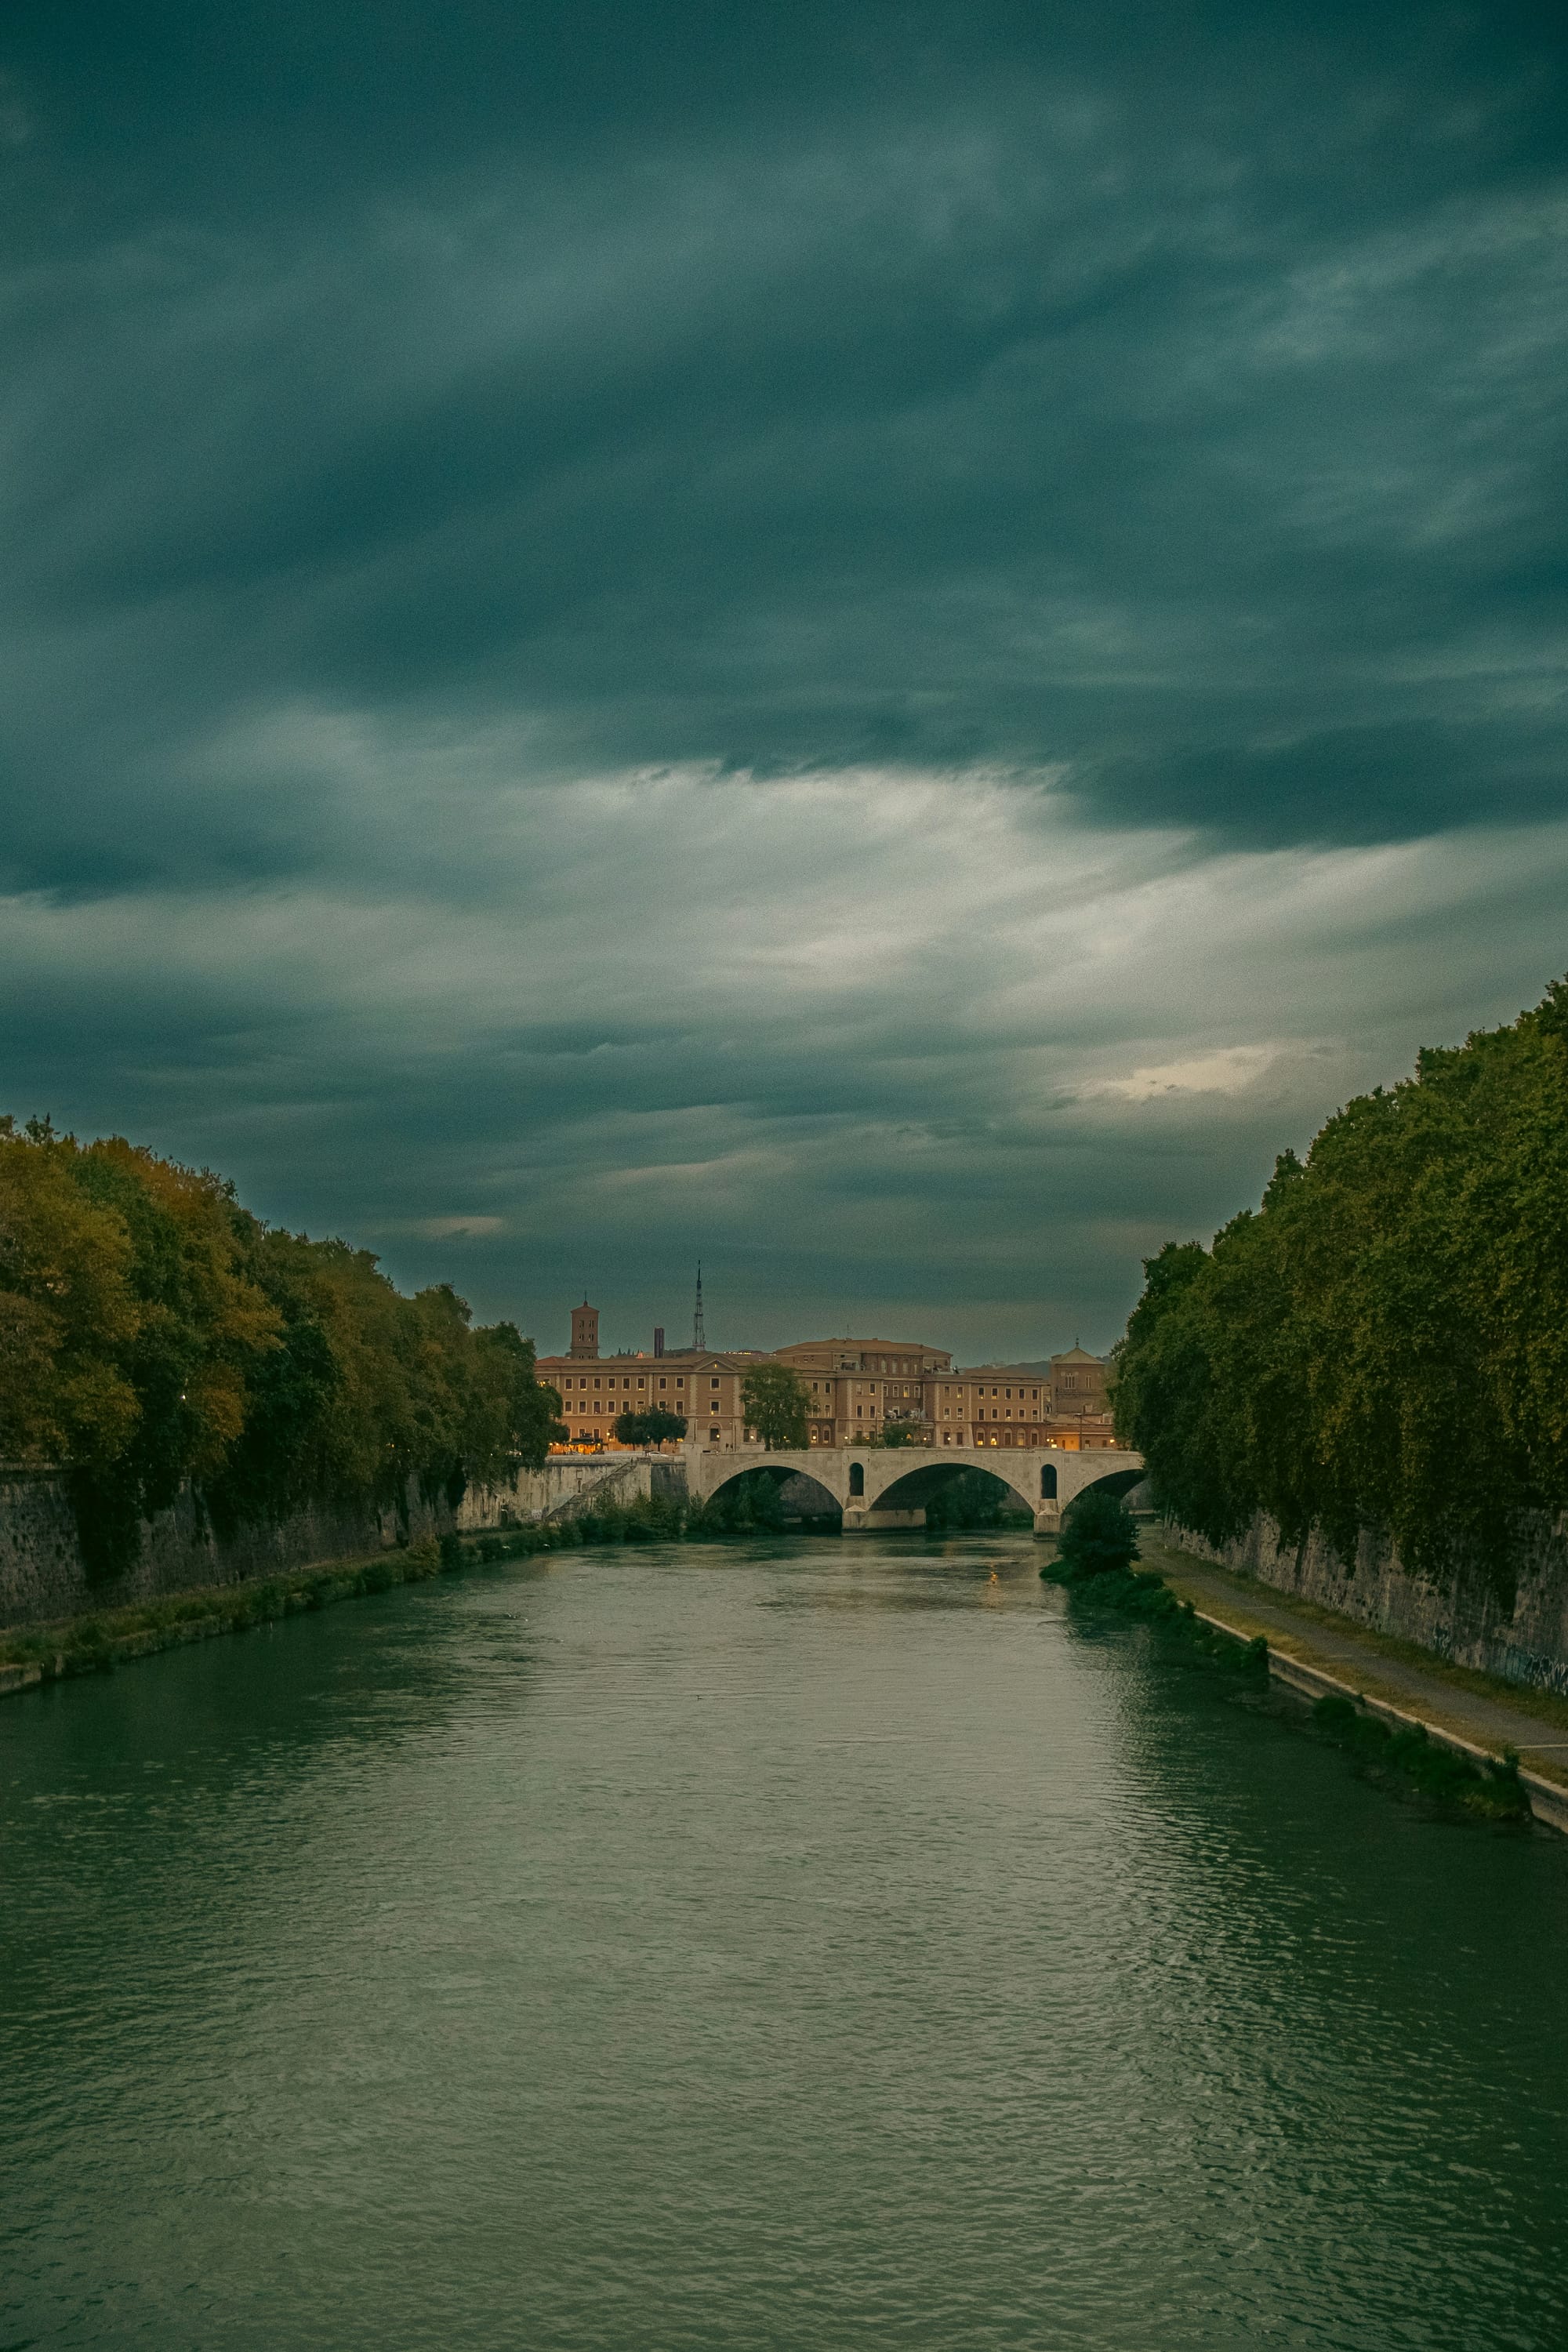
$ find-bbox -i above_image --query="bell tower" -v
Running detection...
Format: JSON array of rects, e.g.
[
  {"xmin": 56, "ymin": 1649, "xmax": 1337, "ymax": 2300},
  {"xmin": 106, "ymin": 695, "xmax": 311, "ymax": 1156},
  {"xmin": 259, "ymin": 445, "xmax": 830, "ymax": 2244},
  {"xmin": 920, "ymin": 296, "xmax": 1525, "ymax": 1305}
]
[{"xmin": 569, "ymin": 1298, "xmax": 599, "ymax": 1359}]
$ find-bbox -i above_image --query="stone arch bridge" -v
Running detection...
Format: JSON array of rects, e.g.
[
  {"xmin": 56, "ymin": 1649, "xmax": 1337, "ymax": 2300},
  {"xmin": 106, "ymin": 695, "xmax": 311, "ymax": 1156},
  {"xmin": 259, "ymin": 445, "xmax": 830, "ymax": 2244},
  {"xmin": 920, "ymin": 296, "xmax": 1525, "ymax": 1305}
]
[{"xmin": 685, "ymin": 1443, "xmax": 1143, "ymax": 1535}]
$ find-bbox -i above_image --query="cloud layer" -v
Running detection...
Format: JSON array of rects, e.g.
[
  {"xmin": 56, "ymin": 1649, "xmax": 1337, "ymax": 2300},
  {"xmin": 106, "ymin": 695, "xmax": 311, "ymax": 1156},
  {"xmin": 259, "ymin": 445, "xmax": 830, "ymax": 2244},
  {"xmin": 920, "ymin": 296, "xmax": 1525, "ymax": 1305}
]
[{"xmin": 2, "ymin": 2, "xmax": 1565, "ymax": 1356}]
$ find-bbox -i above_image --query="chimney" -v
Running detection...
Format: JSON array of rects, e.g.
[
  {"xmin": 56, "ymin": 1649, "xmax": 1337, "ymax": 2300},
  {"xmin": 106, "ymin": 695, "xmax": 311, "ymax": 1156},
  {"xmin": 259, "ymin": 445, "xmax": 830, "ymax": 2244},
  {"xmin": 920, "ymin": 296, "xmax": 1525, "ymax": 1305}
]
[{"xmin": 654, "ymin": 1326, "xmax": 665, "ymax": 1358}]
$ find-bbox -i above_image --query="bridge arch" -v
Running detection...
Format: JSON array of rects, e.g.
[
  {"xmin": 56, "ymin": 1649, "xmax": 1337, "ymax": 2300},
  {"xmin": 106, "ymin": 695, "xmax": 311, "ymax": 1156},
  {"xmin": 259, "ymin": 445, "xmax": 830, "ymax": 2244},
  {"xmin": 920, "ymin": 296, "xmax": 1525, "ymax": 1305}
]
[
  {"xmin": 702, "ymin": 1461, "xmax": 843, "ymax": 1518},
  {"xmin": 870, "ymin": 1457, "xmax": 1040, "ymax": 1522},
  {"xmin": 1069, "ymin": 1465, "xmax": 1145, "ymax": 1504}
]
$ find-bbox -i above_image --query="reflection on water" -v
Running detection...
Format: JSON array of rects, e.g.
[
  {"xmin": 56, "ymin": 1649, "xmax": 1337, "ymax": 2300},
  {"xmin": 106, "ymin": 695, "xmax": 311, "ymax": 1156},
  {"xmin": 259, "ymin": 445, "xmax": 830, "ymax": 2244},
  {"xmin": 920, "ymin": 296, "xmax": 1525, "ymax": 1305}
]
[{"xmin": 2, "ymin": 1534, "xmax": 1566, "ymax": 2350}]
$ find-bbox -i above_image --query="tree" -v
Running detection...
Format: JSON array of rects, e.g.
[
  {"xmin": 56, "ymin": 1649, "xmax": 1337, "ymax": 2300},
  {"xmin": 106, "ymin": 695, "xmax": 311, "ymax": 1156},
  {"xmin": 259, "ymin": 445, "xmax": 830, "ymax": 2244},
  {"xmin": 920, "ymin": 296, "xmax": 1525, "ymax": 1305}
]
[
  {"xmin": 1055, "ymin": 1486, "xmax": 1141, "ymax": 1581},
  {"xmin": 1113, "ymin": 975, "xmax": 1568, "ymax": 1588},
  {"xmin": 0, "ymin": 1122, "xmax": 142, "ymax": 1475},
  {"xmin": 613, "ymin": 1405, "xmax": 688, "ymax": 1449},
  {"xmin": 870, "ymin": 1420, "xmax": 915, "ymax": 1446},
  {"xmin": 0, "ymin": 1112, "xmax": 568, "ymax": 1576},
  {"xmin": 741, "ymin": 1361, "xmax": 810, "ymax": 1449}
]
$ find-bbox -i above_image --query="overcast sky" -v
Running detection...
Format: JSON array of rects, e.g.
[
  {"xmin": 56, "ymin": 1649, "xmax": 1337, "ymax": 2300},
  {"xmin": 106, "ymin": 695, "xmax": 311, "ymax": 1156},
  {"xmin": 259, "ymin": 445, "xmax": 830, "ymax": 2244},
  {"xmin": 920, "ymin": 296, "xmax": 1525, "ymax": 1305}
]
[{"xmin": 3, "ymin": 1, "xmax": 1565, "ymax": 1362}]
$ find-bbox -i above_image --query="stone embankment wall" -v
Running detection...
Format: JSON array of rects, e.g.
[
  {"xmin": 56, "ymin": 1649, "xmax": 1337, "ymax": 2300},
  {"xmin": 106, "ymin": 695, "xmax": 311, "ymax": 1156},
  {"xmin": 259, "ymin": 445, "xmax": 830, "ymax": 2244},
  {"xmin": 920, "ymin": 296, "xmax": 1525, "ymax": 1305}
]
[
  {"xmin": 457, "ymin": 1455, "xmax": 684, "ymax": 1530},
  {"xmin": 0, "ymin": 1454, "xmax": 690, "ymax": 1632},
  {"xmin": 0, "ymin": 1464, "xmax": 450, "ymax": 1632},
  {"xmin": 1171, "ymin": 1510, "xmax": 1568, "ymax": 1696}
]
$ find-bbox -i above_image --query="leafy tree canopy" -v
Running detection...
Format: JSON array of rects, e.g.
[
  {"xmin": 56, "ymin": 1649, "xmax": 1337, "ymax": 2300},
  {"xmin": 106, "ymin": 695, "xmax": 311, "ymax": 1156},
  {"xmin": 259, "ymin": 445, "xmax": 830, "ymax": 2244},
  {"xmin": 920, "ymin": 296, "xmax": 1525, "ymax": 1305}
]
[
  {"xmin": 1112, "ymin": 977, "xmax": 1568, "ymax": 1586},
  {"xmin": 741, "ymin": 1361, "xmax": 810, "ymax": 1450},
  {"xmin": 1054, "ymin": 1486, "xmax": 1141, "ymax": 1581},
  {"xmin": 612, "ymin": 1405, "xmax": 688, "ymax": 1448},
  {"xmin": 0, "ymin": 1116, "xmax": 564, "ymax": 1576}
]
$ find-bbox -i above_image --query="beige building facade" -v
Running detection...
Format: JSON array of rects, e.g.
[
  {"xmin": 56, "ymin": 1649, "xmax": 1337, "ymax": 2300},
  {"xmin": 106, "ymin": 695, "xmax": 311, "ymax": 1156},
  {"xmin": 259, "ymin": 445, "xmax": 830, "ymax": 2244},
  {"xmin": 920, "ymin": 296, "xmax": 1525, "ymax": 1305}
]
[
  {"xmin": 537, "ymin": 1304, "xmax": 770, "ymax": 1451},
  {"xmin": 538, "ymin": 1305, "xmax": 1116, "ymax": 1454},
  {"xmin": 770, "ymin": 1336, "xmax": 955, "ymax": 1445}
]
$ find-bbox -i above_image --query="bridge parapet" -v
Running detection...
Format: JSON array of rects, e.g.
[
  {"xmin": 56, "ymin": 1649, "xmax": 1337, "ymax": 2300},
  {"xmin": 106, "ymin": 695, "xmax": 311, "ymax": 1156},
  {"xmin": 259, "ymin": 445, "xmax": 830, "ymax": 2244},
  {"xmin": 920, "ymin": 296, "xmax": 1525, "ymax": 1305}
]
[{"xmin": 684, "ymin": 1442, "xmax": 1142, "ymax": 1534}]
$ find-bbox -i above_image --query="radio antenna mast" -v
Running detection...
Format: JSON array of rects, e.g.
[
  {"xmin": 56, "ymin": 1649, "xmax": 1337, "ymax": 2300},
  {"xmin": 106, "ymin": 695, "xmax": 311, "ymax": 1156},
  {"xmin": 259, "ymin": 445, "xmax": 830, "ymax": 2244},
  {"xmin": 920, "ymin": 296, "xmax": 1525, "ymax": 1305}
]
[{"xmin": 693, "ymin": 1262, "xmax": 706, "ymax": 1352}]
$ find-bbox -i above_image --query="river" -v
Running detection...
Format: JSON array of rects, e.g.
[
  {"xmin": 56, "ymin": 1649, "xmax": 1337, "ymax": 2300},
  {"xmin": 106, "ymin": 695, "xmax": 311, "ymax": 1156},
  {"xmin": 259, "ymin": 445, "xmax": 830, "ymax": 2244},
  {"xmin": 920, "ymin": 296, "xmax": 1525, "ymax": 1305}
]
[{"xmin": 2, "ymin": 1532, "xmax": 1566, "ymax": 2350}]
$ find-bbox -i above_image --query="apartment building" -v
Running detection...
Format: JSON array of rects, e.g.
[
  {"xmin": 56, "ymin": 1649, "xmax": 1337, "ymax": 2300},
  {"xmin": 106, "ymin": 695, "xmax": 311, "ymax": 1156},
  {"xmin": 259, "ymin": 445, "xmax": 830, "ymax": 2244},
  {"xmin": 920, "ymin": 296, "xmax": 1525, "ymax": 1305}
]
[
  {"xmin": 763, "ymin": 1338, "xmax": 1116, "ymax": 1450},
  {"xmin": 537, "ymin": 1305, "xmax": 1115, "ymax": 1453},
  {"xmin": 536, "ymin": 1302, "xmax": 765, "ymax": 1450},
  {"xmin": 771, "ymin": 1336, "xmax": 953, "ymax": 1443}
]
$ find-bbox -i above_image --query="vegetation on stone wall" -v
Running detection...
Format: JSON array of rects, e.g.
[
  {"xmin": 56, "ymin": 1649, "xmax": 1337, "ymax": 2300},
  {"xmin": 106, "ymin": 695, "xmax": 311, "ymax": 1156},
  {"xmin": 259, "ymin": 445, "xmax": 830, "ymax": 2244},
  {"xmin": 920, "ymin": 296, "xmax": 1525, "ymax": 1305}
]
[
  {"xmin": 1112, "ymin": 978, "xmax": 1568, "ymax": 1587},
  {"xmin": 0, "ymin": 1116, "xmax": 564, "ymax": 1577},
  {"xmin": 1308, "ymin": 1694, "xmax": 1529, "ymax": 1818}
]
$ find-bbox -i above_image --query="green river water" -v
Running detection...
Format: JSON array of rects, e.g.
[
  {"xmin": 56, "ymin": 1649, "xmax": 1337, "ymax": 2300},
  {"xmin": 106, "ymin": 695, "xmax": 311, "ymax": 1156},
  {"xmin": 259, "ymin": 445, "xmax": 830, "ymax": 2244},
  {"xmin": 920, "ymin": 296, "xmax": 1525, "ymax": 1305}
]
[{"xmin": 3, "ymin": 1532, "xmax": 1567, "ymax": 2350}]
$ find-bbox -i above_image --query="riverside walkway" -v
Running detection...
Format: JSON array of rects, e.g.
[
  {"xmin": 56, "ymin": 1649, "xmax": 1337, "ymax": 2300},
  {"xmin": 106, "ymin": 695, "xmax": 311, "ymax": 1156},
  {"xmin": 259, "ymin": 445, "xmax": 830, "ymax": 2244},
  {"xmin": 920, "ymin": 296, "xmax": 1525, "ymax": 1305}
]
[{"xmin": 1143, "ymin": 1532, "xmax": 1568, "ymax": 1826}]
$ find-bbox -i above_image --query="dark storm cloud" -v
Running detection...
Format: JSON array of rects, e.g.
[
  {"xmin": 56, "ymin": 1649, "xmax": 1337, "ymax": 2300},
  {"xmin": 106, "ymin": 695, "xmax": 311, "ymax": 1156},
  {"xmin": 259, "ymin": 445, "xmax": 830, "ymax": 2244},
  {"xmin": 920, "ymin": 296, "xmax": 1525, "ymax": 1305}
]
[
  {"xmin": 4, "ymin": 0, "xmax": 1565, "ymax": 874},
  {"xmin": 2, "ymin": 2, "xmax": 1566, "ymax": 1349}
]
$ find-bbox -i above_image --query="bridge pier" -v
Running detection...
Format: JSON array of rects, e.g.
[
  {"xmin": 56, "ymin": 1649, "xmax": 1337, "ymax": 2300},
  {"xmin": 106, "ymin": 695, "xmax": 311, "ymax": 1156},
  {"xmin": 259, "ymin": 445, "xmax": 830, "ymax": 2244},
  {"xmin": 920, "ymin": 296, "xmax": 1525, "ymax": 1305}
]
[
  {"xmin": 843, "ymin": 1507, "xmax": 927, "ymax": 1534},
  {"xmin": 1033, "ymin": 1505, "xmax": 1061, "ymax": 1537}
]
